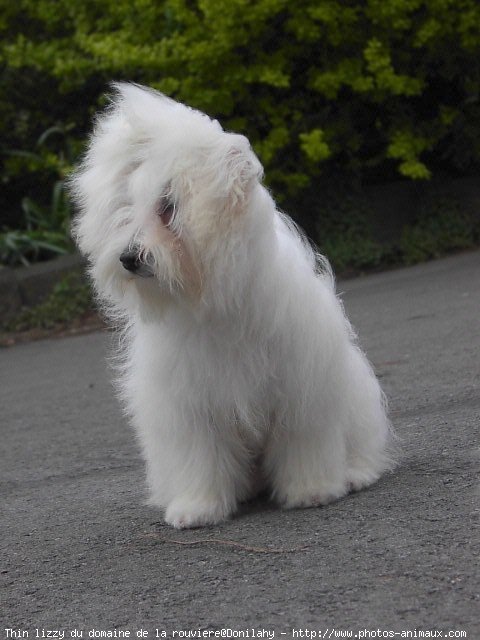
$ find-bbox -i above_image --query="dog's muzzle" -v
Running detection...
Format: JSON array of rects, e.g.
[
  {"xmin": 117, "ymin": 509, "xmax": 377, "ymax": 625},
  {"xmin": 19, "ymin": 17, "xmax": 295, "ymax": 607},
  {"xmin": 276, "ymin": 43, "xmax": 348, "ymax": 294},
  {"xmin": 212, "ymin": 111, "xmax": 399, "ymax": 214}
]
[{"xmin": 119, "ymin": 248, "xmax": 154, "ymax": 278}]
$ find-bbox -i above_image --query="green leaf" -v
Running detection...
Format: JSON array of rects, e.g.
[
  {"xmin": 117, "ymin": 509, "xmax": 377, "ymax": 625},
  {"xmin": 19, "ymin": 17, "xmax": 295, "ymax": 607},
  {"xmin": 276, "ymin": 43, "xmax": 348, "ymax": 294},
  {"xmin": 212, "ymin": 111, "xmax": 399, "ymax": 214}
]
[{"xmin": 299, "ymin": 129, "xmax": 332, "ymax": 163}]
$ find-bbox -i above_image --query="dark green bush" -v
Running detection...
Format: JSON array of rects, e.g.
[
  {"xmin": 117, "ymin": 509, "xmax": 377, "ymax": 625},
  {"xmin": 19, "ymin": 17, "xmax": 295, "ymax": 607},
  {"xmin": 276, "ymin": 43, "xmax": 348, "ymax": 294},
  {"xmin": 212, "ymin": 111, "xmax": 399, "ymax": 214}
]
[
  {"xmin": 399, "ymin": 199, "xmax": 479, "ymax": 265},
  {"xmin": 1, "ymin": 0, "xmax": 479, "ymax": 263},
  {"xmin": 1, "ymin": 125, "xmax": 76, "ymax": 265},
  {"xmin": 2, "ymin": 272, "xmax": 93, "ymax": 332}
]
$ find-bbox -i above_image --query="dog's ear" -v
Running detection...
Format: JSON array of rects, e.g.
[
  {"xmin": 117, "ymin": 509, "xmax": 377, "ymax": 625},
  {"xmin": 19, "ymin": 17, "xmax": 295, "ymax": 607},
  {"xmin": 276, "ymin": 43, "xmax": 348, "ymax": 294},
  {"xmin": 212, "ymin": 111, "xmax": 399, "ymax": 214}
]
[
  {"xmin": 112, "ymin": 82, "xmax": 173, "ymax": 108},
  {"xmin": 222, "ymin": 135, "xmax": 264, "ymax": 206},
  {"xmin": 111, "ymin": 82, "xmax": 176, "ymax": 133}
]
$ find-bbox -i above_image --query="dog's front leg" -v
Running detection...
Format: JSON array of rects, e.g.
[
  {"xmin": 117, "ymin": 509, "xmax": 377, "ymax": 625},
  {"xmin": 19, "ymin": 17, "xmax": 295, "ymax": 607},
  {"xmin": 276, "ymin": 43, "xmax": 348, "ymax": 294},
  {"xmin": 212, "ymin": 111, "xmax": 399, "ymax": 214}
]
[{"xmin": 137, "ymin": 410, "xmax": 251, "ymax": 528}]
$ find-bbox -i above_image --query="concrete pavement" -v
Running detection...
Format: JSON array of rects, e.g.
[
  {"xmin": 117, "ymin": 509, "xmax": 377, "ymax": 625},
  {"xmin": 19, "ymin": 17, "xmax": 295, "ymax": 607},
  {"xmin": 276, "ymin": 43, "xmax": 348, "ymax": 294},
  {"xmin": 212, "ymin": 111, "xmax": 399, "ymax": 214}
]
[{"xmin": 1, "ymin": 250, "xmax": 479, "ymax": 635}]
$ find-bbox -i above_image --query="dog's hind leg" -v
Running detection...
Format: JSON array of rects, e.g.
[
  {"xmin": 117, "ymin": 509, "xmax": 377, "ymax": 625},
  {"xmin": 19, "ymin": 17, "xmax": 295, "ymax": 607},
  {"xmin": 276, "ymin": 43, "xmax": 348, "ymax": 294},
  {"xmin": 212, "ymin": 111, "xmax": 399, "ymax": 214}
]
[{"xmin": 263, "ymin": 413, "xmax": 350, "ymax": 509}]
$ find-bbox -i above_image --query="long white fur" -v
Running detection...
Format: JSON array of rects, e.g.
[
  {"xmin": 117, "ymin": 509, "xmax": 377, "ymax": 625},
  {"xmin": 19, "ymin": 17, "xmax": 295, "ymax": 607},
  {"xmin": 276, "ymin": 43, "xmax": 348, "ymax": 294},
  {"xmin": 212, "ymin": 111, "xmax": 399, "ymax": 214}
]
[{"xmin": 71, "ymin": 83, "xmax": 395, "ymax": 528}]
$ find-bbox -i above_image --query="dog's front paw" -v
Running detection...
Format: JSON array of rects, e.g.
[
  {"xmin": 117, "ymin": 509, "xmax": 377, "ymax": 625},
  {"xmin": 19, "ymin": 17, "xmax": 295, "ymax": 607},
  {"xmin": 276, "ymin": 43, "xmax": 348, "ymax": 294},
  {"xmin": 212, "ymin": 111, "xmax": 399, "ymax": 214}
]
[{"xmin": 164, "ymin": 496, "xmax": 234, "ymax": 529}]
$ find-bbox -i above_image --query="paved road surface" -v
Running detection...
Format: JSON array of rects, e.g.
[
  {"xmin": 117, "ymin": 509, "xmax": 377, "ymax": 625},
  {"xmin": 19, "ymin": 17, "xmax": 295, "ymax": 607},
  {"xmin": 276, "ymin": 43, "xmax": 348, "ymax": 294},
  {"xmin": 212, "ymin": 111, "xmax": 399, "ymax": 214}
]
[{"xmin": 1, "ymin": 251, "xmax": 479, "ymax": 636}]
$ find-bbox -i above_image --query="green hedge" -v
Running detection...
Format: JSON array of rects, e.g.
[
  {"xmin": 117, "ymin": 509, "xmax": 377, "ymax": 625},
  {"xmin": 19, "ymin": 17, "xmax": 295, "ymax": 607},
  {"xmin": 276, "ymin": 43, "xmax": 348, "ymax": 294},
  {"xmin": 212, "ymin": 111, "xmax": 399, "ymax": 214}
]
[{"xmin": 1, "ymin": 0, "xmax": 479, "ymax": 258}]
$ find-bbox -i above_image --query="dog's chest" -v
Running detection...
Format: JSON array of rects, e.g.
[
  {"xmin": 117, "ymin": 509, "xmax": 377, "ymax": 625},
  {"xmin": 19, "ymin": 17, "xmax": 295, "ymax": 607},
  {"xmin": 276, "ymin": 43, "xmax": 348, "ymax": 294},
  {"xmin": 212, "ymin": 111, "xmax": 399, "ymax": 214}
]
[{"xmin": 179, "ymin": 326, "xmax": 273, "ymax": 422}]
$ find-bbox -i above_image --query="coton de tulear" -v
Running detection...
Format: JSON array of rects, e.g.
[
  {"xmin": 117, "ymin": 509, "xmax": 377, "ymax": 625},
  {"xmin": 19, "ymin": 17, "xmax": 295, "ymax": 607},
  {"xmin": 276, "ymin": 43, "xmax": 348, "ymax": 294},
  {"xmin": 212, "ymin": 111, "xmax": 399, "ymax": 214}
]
[{"xmin": 71, "ymin": 84, "xmax": 394, "ymax": 528}]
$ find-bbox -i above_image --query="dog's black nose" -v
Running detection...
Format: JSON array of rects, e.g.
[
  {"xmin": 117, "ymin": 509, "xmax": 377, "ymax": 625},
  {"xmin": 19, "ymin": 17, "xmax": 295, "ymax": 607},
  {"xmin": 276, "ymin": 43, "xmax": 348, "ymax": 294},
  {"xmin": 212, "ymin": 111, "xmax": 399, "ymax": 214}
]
[
  {"xmin": 120, "ymin": 249, "xmax": 140, "ymax": 273},
  {"xmin": 120, "ymin": 248, "xmax": 155, "ymax": 277}
]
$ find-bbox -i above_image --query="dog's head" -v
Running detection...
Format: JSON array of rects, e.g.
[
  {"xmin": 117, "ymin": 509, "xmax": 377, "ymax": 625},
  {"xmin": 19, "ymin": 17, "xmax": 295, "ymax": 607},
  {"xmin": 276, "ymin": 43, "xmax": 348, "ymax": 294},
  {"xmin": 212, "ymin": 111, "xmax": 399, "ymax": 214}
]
[{"xmin": 70, "ymin": 83, "xmax": 265, "ymax": 319}]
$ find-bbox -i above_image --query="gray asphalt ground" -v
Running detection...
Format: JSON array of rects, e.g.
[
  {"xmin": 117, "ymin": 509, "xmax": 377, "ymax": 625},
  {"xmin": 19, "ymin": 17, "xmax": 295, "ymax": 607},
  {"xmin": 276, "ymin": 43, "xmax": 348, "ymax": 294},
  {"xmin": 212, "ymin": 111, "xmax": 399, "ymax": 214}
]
[{"xmin": 1, "ymin": 251, "xmax": 479, "ymax": 637}]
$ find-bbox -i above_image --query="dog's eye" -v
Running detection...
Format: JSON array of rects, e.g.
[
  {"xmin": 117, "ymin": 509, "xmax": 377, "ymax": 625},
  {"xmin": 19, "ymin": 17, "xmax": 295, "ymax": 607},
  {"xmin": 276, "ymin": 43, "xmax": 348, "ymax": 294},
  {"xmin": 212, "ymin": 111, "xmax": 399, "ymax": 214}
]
[{"xmin": 157, "ymin": 199, "xmax": 176, "ymax": 226}]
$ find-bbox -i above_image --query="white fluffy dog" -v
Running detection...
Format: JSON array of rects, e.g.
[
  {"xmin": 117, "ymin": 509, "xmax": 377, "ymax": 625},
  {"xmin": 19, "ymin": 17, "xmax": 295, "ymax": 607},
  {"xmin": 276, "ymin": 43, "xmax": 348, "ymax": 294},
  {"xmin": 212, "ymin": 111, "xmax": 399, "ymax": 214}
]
[{"xmin": 71, "ymin": 83, "xmax": 394, "ymax": 528}]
